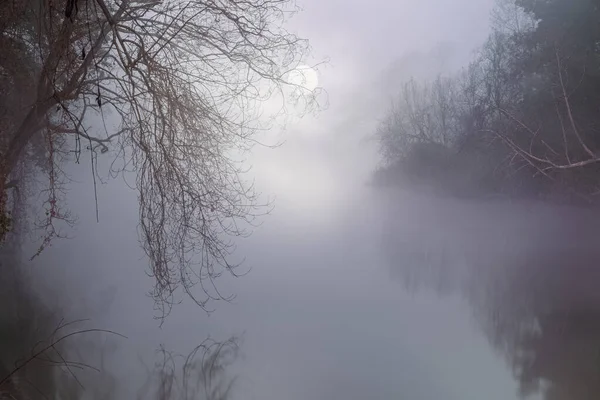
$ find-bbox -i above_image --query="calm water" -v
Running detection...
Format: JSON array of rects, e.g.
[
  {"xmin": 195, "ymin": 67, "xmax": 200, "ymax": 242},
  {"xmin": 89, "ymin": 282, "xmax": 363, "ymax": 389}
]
[{"xmin": 18, "ymin": 184, "xmax": 600, "ymax": 400}]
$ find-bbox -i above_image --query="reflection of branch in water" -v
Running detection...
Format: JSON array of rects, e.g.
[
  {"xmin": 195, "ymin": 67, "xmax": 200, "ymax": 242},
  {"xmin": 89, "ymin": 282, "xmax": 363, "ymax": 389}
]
[
  {"xmin": 384, "ymin": 238, "xmax": 466, "ymax": 296},
  {"xmin": 383, "ymin": 217, "xmax": 600, "ymax": 400},
  {"xmin": 138, "ymin": 338, "xmax": 239, "ymax": 400},
  {"xmin": 465, "ymin": 249, "xmax": 600, "ymax": 400},
  {"xmin": 0, "ymin": 318, "xmax": 125, "ymax": 400},
  {"xmin": 0, "ymin": 323, "xmax": 125, "ymax": 389}
]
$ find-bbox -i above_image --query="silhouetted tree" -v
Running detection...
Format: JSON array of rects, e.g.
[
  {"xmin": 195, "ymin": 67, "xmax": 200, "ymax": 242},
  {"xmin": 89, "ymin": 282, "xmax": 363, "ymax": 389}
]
[
  {"xmin": 375, "ymin": 0, "xmax": 600, "ymax": 204},
  {"xmin": 0, "ymin": 0, "xmax": 316, "ymax": 313}
]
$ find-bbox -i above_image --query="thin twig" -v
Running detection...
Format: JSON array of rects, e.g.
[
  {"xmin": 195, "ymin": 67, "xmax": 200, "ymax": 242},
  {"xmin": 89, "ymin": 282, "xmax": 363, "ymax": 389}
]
[{"xmin": 0, "ymin": 329, "xmax": 127, "ymax": 389}]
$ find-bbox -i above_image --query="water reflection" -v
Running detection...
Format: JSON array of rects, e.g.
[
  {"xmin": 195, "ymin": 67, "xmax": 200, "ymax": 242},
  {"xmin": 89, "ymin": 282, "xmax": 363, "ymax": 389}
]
[
  {"xmin": 475, "ymin": 250, "xmax": 600, "ymax": 400},
  {"xmin": 383, "ymin": 194, "xmax": 600, "ymax": 400},
  {"xmin": 0, "ymin": 237, "xmax": 240, "ymax": 400}
]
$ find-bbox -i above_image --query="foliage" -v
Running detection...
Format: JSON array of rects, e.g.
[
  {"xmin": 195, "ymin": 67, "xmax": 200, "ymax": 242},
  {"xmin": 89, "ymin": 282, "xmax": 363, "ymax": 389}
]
[{"xmin": 375, "ymin": 0, "xmax": 600, "ymax": 204}]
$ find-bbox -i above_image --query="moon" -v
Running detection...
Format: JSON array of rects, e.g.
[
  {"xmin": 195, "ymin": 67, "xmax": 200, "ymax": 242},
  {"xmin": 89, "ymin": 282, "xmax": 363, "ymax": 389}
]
[{"xmin": 287, "ymin": 65, "xmax": 319, "ymax": 91}]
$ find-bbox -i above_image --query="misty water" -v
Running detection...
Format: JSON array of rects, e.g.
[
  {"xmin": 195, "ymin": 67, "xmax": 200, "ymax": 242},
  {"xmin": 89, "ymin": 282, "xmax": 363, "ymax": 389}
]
[
  {"xmin": 19, "ymin": 172, "xmax": 600, "ymax": 400},
  {"xmin": 3, "ymin": 1, "xmax": 600, "ymax": 400}
]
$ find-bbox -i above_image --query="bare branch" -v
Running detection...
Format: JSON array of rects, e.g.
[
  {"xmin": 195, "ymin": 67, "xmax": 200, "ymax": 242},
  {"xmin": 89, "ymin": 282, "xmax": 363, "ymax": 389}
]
[
  {"xmin": 555, "ymin": 49, "xmax": 595, "ymax": 158},
  {"xmin": 1, "ymin": 0, "xmax": 317, "ymax": 313}
]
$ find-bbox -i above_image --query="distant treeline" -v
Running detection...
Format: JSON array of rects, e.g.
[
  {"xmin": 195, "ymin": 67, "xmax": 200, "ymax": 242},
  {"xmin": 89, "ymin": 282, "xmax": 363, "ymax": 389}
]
[{"xmin": 374, "ymin": 0, "xmax": 600, "ymax": 205}]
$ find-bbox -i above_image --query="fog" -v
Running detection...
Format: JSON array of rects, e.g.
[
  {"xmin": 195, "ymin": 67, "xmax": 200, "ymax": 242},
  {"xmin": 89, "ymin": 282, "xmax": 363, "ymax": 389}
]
[{"xmin": 4, "ymin": 0, "xmax": 600, "ymax": 400}]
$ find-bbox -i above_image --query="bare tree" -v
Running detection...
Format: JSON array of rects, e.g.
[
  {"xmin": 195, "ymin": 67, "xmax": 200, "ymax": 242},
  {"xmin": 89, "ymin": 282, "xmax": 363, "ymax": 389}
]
[
  {"xmin": 490, "ymin": 0, "xmax": 536, "ymax": 36},
  {"xmin": 376, "ymin": 77, "xmax": 460, "ymax": 163},
  {"xmin": 490, "ymin": 50, "xmax": 600, "ymax": 202},
  {"xmin": 0, "ymin": 0, "xmax": 316, "ymax": 315}
]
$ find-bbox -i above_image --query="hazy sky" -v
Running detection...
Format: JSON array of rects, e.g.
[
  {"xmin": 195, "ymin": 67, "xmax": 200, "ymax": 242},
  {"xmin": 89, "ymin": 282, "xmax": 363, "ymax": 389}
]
[
  {"xmin": 250, "ymin": 0, "xmax": 496, "ymax": 222},
  {"xmin": 25, "ymin": 1, "xmax": 529, "ymax": 399}
]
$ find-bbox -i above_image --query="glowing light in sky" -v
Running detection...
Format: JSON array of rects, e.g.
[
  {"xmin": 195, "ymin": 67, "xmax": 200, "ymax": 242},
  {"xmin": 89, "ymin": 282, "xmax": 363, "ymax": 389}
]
[{"xmin": 287, "ymin": 65, "xmax": 319, "ymax": 91}]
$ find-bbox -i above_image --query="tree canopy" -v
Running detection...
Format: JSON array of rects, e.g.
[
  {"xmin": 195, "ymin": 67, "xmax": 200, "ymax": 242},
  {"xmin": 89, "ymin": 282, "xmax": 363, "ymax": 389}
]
[
  {"xmin": 375, "ymin": 0, "xmax": 600, "ymax": 204},
  {"xmin": 0, "ymin": 0, "xmax": 316, "ymax": 316}
]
